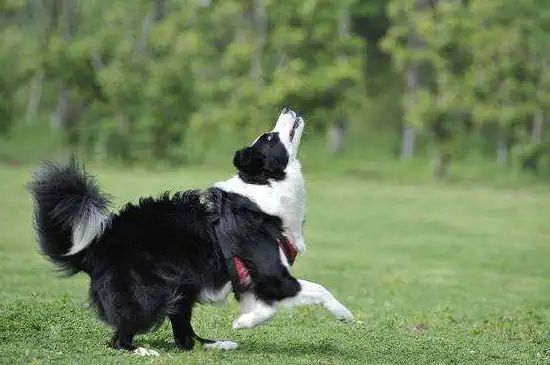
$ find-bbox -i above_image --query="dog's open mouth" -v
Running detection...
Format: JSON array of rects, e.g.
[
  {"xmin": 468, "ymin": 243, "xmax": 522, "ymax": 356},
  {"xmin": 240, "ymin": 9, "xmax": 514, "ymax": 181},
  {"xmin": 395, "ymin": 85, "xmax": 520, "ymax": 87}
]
[{"xmin": 289, "ymin": 117, "xmax": 300, "ymax": 142}]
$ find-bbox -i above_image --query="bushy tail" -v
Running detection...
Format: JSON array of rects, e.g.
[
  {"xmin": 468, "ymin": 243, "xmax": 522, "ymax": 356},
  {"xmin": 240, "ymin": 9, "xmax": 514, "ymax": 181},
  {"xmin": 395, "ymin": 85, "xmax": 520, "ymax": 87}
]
[{"xmin": 28, "ymin": 156, "xmax": 112, "ymax": 275}]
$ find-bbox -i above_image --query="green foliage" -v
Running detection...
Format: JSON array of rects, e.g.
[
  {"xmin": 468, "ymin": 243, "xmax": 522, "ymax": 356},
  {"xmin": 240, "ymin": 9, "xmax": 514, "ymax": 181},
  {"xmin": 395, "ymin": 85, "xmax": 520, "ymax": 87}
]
[
  {"xmin": 382, "ymin": 0, "xmax": 550, "ymax": 176},
  {"xmin": 0, "ymin": 0, "xmax": 365, "ymax": 165},
  {"xmin": 1, "ymin": 0, "xmax": 550, "ymax": 179}
]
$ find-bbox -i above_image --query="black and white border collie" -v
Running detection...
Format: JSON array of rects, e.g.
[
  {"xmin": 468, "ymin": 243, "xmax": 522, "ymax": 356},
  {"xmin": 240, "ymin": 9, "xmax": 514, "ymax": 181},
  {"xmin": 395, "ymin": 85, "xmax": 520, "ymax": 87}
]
[{"xmin": 28, "ymin": 108, "xmax": 353, "ymax": 356}]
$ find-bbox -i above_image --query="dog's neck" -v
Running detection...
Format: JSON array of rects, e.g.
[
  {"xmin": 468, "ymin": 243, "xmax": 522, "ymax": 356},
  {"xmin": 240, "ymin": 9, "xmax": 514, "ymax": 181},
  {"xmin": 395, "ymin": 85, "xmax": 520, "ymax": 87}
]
[{"xmin": 214, "ymin": 160, "xmax": 306, "ymax": 253}]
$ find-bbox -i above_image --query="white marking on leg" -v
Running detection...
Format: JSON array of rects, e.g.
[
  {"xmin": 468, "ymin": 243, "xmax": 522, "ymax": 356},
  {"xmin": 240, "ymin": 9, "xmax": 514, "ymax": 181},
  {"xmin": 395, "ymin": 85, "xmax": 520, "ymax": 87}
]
[
  {"xmin": 277, "ymin": 279, "xmax": 354, "ymax": 322},
  {"xmin": 238, "ymin": 291, "xmax": 258, "ymax": 314},
  {"xmin": 232, "ymin": 301, "xmax": 276, "ymax": 329},
  {"xmin": 203, "ymin": 341, "xmax": 239, "ymax": 351},
  {"xmin": 133, "ymin": 347, "xmax": 160, "ymax": 356}
]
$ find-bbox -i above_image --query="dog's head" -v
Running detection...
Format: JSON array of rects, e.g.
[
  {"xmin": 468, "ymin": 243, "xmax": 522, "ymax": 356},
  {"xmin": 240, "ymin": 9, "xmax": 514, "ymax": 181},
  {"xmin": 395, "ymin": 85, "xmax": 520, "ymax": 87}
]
[{"xmin": 233, "ymin": 108, "xmax": 305, "ymax": 184}]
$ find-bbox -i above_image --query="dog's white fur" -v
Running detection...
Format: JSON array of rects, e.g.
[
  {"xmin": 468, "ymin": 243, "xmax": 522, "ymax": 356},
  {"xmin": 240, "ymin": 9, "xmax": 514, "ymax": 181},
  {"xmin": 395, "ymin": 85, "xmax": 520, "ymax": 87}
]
[
  {"xmin": 133, "ymin": 347, "xmax": 160, "ymax": 356},
  {"xmin": 203, "ymin": 340, "xmax": 239, "ymax": 351},
  {"xmin": 66, "ymin": 206, "xmax": 108, "ymax": 256},
  {"xmin": 199, "ymin": 281, "xmax": 233, "ymax": 305},
  {"xmin": 215, "ymin": 108, "xmax": 354, "ymax": 329}
]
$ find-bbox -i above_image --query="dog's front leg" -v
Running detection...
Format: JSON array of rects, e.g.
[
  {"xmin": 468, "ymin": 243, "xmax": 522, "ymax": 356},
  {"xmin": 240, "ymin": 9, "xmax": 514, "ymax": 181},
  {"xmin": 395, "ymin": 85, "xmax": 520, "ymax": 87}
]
[
  {"xmin": 232, "ymin": 279, "xmax": 353, "ymax": 329},
  {"xmin": 276, "ymin": 279, "xmax": 354, "ymax": 321},
  {"xmin": 238, "ymin": 291, "xmax": 258, "ymax": 314},
  {"xmin": 232, "ymin": 291, "xmax": 277, "ymax": 329},
  {"xmin": 233, "ymin": 299, "xmax": 276, "ymax": 329}
]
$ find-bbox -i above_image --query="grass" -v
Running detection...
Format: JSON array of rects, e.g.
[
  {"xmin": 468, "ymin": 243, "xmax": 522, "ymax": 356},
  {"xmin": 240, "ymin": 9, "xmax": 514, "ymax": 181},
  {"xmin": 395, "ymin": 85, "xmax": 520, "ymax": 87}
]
[{"xmin": 1, "ymin": 162, "xmax": 550, "ymax": 364}]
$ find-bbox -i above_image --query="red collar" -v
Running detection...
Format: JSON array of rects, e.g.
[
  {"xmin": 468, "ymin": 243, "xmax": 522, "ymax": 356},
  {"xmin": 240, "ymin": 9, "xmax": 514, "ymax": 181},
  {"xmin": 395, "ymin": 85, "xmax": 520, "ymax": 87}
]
[
  {"xmin": 277, "ymin": 235, "xmax": 298, "ymax": 266},
  {"xmin": 233, "ymin": 234, "xmax": 298, "ymax": 291}
]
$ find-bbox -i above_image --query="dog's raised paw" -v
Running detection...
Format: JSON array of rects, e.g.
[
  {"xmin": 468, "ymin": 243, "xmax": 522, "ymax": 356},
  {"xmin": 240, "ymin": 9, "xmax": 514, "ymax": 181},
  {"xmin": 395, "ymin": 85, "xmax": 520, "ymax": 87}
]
[
  {"xmin": 134, "ymin": 347, "xmax": 160, "ymax": 356},
  {"xmin": 203, "ymin": 341, "xmax": 239, "ymax": 351},
  {"xmin": 232, "ymin": 307, "xmax": 276, "ymax": 329},
  {"xmin": 337, "ymin": 308, "xmax": 355, "ymax": 322},
  {"xmin": 339, "ymin": 313, "xmax": 354, "ymax": 322},
  {"xmin": 335, "ymin": 306, "xmax": 354, "ymax": 322},
  {"xmin": 325, "ymin": 300, "xmax": 354, "ymax": 322},
  {"xmin": 232, "ymin": 315, "xmax": 253, "ymax": 329}
]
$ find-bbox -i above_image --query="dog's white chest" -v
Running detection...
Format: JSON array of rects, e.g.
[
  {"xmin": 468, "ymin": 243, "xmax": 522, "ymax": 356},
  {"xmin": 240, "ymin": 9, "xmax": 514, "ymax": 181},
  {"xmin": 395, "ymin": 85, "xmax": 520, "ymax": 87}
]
[
  {"xmin": 277, "ymin": 171, "xmax": 306, "ymax": 252},
  {"xmin": 214, "ymin": 161, "xmax": 306, "ymax": 252}
]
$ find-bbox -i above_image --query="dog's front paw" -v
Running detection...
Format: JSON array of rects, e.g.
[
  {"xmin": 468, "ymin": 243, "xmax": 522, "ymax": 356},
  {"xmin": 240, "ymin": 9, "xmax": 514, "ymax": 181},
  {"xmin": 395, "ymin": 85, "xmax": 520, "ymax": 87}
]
[
  {"xmin": 232, "ymin": 314, "xmax": 256, "ymax": 329},
  {"xmin": 336, "ymin": 306, "xmax": 354, "ymax": 322},
  {"xmin": 232, "ymin": 310, "xmax": 274, "ymax": 329},
  {"xmin": 325, "ymin": 300, "xmax": 354, "ymax": 322},
  {"xmin": 232, "ymin": 304, "xmax": 276, "ymax": 329}
]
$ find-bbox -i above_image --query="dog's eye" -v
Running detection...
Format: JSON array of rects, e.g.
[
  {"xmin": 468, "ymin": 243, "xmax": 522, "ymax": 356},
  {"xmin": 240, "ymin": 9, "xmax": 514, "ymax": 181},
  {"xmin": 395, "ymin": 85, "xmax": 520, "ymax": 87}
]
[{"xmin": 266, "ymin": 135, "xmax": 273, "ymax": 141}]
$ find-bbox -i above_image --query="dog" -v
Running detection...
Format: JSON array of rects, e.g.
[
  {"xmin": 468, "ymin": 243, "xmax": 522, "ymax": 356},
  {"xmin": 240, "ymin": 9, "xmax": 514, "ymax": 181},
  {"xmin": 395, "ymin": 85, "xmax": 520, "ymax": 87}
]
[{"xmin": 28, "ymin": 108, "xmax": 354, "ymax": 356}]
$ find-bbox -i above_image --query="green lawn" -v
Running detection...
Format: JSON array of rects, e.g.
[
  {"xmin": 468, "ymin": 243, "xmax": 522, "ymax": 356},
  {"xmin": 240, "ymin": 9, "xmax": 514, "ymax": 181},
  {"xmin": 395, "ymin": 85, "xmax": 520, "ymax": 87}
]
[{"xmin": 1, "ymin": 163, "xmax": 550, "ymax": 364}]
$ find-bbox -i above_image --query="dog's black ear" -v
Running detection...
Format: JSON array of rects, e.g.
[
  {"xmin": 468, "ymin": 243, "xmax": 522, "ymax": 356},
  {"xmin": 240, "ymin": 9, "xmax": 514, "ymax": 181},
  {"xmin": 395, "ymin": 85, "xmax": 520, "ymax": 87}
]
[{"xmin": 233, "ymin": 147, "xmax": 265, "ymax": 176}]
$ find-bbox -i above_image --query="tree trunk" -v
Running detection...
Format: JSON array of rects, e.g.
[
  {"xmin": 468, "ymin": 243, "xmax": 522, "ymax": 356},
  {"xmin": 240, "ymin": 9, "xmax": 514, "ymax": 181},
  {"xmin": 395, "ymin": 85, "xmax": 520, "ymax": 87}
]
[
  {"xmin": 250, "ymin": 0, "xmax": 266, "ymax": 88},
  {"xmin": 151, "ymin": 0, "xmax": 167, "ymax": 160},
  {"xmin": 522, "ymin": 109, "xmax": 545, "ymax": 173},
  {"xmin": 136, "ymin": 15, "xmax": 152, "ymax": 54},
  {"xmin": 400, "ymin": 0, "xmax": 429, "ymax": 160},
  {"xmin": 401, "ymin": 59, "xmax": 421, "ymax": 160},
  {"xmin": 328, "ymin": 4, "xmax": 351, "ymax": 153},
  {"xmin": 337, "ymin": 5, "xmax": 350, "ymax": 62},
  {"xmin": 47, "ymin": 0, "xmax": 61, "ymax": 31},
  {"xmin": 49, "ymin": 0, "xmax": 77, "ymax": 133},
  {"xmin": 26, "ymin": 72, "xmax": 44, "ymax": 124},
  {"xmin": 434, "ymin": 150, "xmax": 451, "ymax": 180},
  {"xmin": 152, "ymin": 0, "xmax": 165, "ymax": 22},
  {"xmin": 61, "ymin": 0, "xmax": 77, "ymax": 38},
  {"xmin": 531, "ymin": 108, "xmax": 544, "ymax": 146},
  {"xmin": 532, "ymin": 108, "xmax": 544, "ymax": 145},
  {"xmin": 29, "ymin": 0, "xmax": 61, "ymax": 128},
  {"xmin": 50, "ymin": 83, "xmax": 69, "ymax": 130},
  {"xmin": 400, "ymin": 125, "xmax": 416, "ymax": 160},
  {"xmin": 328, "ymin": 118, "xmax": 348, "ymax": 153},
  {"xmin": 496, "ymin": 132, "xmax": 509, "ymax": 166},
  {"xmin": 531, "ymin": 52, "xmax": 545, "ymax": 147}
]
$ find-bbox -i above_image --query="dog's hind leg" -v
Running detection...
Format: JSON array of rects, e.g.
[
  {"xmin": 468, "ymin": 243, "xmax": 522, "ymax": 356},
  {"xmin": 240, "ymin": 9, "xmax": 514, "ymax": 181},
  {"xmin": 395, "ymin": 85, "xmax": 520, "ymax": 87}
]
[
  {"xmin": 110, "ymin": 330, "xmax": 135, "ymax": 351},
  {"xmin": 110, "ymin": 329, "xmax": 160, "ymax": 356},
  {"xmin": 169, "ymin": 302, "xmax": 196, "ymax": 351},
  {"xmin": 169, "ymin": 302, "xmax": 238, "ymax": 351}
]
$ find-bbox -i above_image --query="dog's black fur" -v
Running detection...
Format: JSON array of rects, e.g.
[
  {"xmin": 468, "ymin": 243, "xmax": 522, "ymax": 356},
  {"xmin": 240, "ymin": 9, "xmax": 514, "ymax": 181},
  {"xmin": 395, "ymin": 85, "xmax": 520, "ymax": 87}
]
[{"xmin": 29, "ymin": 132, "xmax": 300, "ymax": 352}]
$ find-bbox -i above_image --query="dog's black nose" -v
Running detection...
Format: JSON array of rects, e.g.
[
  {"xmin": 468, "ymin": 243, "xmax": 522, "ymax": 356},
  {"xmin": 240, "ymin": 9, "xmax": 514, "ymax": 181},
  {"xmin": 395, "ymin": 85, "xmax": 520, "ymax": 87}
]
[{"xmin": 282, "ymin": 107, "xmax": 290, "ymax": 114}]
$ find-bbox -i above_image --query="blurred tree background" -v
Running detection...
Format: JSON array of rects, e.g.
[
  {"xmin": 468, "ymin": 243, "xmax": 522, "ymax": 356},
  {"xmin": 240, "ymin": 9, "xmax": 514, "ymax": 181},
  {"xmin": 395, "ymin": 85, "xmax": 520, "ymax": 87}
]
[{"xmin": 1, "ymin": 0, "xmax": 549, "ymax": 181}]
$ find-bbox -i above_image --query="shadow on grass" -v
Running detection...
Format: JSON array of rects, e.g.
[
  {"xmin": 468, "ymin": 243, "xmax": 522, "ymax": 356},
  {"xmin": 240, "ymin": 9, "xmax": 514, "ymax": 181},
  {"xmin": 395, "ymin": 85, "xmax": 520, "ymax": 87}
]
[
  {"xmin": 142, "ymin": 337, "xmax": 362, "ymax": 360},
  {"xmin": 233, "ymin": 339, "xmax": 361, "ymax": 360}
]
